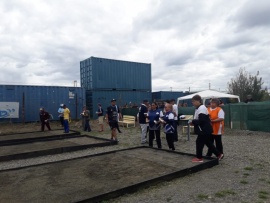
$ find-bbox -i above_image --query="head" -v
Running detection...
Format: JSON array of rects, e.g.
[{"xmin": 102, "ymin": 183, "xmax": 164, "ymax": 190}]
[
  {"xmin": 164, "ymin": 103, "xmax": 172, "ymax": 112},
  {"xmin": 191, "ymin": 94, "xmax": 202, "ymax": 108},
  {"xmin": 83, "ymin": 106, "xmax": 87, "ymax": 110},
  {"xmin": 63, "ymin": 104, "xmax": 66, "ymax": 109},
  {"xmin": 143, "ymin": 99, "xmax": 149, "ymax": 105},
  {"xmin": 60, "ymin": 104, "xmax": 64, "ymax": 108},
  {"xmin": 39, "ymin": 107, "xmax": 44, "ymax": 112},
  {"xmin": 210, "ymin": 98, "xmax": 220, "ymax": 108},
  {"xmin": 151, "ymin": 102, "xmax": 158, "ymax": 110},
  {"xmin": 98, "ymin": 103, "xmax": 101, "ymax": 107},
  {"xmin": 111, "ymin": 99, "xmax": 116, "ymax": 106},
  {"xmin": 170, "ymin": 99, "xmax": 175, "ymax": 105}
]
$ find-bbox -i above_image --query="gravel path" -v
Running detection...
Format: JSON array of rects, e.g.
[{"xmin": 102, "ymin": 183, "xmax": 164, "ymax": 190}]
[{"xmin": 0, "ymin": 122, "xmax": 269, "ymax": 203}]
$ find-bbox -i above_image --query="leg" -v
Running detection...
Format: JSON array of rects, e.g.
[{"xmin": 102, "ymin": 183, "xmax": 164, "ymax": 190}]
[
  {"xmin": 45, "ymin": 121, "xmax": 51, "ymax": 130},
  {"xmin": 149, "ymin": 130, "xmax": 154, "ymax": 147},
  {"xmin": 204, "ymin": 134, "xmax": 220, "ymax": 157},
  {"xmin": 196, "ymin": 134, "xmax": 205, "ymax": 159},
  {"xmin": 206, "ymin": 134, "xmax": 215, "ymax": 156},
  {"xmin": 140, "ymin": 124, "xmax": 148, "ymax": 143},
  {"xmin": 41, "ymin": 121, "xmax": 45, "ymax": 131},
  {"xmin": 173, "ymin": 121, "xmax": 178, "ymax": 142},
  {"xmin": 166, "ymin": 133, "xmax": 175, "ymax": 150},
  {"xmin": 215, "ymin": 135, "xmax": 223, "ymax": 154},
  {"xmin": 63, "ymin": 120, "xmax": 68, "ymax": 133},
  {"xmin": 155, "ymin": 130, "xmax": 162, "ymax": 148}
]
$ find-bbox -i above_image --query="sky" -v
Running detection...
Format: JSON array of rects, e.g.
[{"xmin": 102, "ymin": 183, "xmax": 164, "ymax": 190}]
[{"xmin": 0, "ymin": 0, "xmax": 270, "ymax": 92}]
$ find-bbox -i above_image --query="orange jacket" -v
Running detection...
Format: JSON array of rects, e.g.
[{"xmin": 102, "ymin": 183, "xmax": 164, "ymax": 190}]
[{"xmin": 207, "ymin": 107, "xmax": 224, "ymax": 135}]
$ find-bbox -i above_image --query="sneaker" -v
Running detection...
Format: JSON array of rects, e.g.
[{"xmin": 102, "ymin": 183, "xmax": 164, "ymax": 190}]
[
  {"xmin": 218, "ymin": 154, "xmax": 224, "ymax": 160},
  {"xmin": 192, "ymin": 158, "xmax": 203, "ymax": 163}
]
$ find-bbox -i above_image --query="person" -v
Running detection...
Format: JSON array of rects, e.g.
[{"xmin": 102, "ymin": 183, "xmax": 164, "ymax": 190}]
[
  {"xmin": 96, "ymin": 103, "xmax": 104, "ymax": 132},
  {"xmin": 160, "ymin": 103, "xmax": 175, "ymax": 150},
  {"xmin": 138, "ymin": 99, "xmax": 149, "ymax": 144},
  {"xmin": 58, "ymin": 104, "xmax": 64, "ymax": 127},
  {"xmin": 39, "ymin": 107, "xmax": 51, "ymax": 131},
  {"xmin": 106, "ymin": 99, "xmax": 122, "ymax": 141},
  {"xmin": 170, "ymin": 99, "xmax": 178, "ymax": 142},
  {"xmin": 207, "ymin": 98, "xmax": 225, "ymax": 157},
  {"xmin": 81, "ymin": 106, "xmax": 91, "ymax": 132},
  {"xmin": 245, "ymin": 95, "xmax": 254, "ymax": 103},
  {"xmin": 63, "ymin": 104, "xmax": 71, "ymax": 133},
  {"xmin": 147, "ymin": 102, "xmax": 163, "ymax": 148},
  {"xmin": 189, "ymin": 95, "xmax": 223, "ymax": 162}
]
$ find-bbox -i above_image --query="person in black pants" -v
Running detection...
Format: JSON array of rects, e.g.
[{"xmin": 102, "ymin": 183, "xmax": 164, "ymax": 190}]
[
  {"xmin": 189, "ymin": 95, "xmax": 223, "ymax": 162},
  {"xmin": 39, "ymin": 107, "xmax": 51, "ymax": 131},
  {"xmin": 160, "ymin": 103, "xmax": 175, "ymax": 151},
  {"xmin": 147, "ymin": 102, "xmax": 163, "ymax": 148}
]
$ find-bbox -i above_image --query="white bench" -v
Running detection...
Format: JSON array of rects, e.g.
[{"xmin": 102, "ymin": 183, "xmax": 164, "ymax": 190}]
[{"xmin": 118, "ymin": 115, "xmax": 136, "ymax": 128}]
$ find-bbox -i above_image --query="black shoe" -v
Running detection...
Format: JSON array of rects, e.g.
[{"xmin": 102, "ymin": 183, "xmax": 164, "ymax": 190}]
[{"xmin": 118, "ymin": 131, "xmax": 122, "ymax": 133}]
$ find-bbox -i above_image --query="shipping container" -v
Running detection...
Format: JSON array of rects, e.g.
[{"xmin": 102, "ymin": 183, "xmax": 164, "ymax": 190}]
[
  {"xmin": 0, "ymin": 85, "xmax": 85, "ymax": 123},
  {"xmin": 80, "ymin": 57, "xmax": 151, "ymax": 91},
  {"xmin": 152, "ymin": 91, "xmax": 190, "ymax": 103},
  {"xmin": 86, "ymin": 90, "xmax": 151, "ymax": 119}
]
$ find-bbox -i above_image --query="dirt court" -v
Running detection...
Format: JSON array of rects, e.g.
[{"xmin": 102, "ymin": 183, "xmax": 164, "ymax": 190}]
[{"xmin": 0, "ymin": 147, "xmax": 217, "ymax": 203}]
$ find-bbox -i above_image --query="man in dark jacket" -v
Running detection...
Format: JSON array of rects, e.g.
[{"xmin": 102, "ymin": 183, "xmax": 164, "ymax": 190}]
[
  {"xmin": 39, "ymin": 107, "xmax": 51, "ymax": 131},
  {"xmin": 189, "ymin": 95, "xmax": 223, "ymax": 162}
]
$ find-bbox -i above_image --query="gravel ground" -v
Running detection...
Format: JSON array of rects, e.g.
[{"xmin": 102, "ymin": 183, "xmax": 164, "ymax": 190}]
[{"xmin": 0, "ymin": 121, "xmax": 270, "ymax": 203}]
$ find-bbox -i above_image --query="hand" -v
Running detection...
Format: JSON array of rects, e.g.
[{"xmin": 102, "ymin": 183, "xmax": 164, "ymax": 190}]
[{"xmin": 188, "ymin": 120, "xmax": 192, "ymax": 124}]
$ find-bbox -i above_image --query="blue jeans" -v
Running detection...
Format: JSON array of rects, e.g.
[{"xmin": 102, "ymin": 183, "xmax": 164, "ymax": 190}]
[{"xmin": 64, "ymin": 119, "xmax": 69, "ymax": 133}]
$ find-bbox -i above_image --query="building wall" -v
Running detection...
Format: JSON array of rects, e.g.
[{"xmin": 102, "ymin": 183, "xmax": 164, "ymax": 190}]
[
  {"xmin": 80, "ymin": 56, "xmax": 152, "ymax": 91},
  {"xmin": 0, "ymin": 85, "xmax": 85, "ymax": 122}
]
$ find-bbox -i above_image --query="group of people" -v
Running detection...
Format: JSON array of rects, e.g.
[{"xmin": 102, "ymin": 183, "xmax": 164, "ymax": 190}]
[
  {"xmin": 137, "ymin": 96, "xmax": 225, "ymax": 163},
  {"xmin": 39, "ymin": 104, "xmax": 71, "ymax": 133},
  {"xmin": 138, "ymin": 99, "xmax": 179, "ymax": 150},
  {"xmin": 39, "ymin": 95, "xmax": 225, "ymax": 163}
]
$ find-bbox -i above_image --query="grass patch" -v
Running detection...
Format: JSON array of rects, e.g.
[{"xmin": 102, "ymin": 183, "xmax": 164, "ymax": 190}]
[
  {"xmin": 197, "ymin": 194, "xmax": 209, "ymax": 200},
  {"xmin": 258, "ymin": 191, "xmax": 269, "ymax": 200},
  {"xmin": 215, "ymin": 189, "xmax": 236, "ymax": 198},
  {"xmin": 244, "ymin": 167, "xmax": 253, "ymax": 171},
  {"xmin": 240, "ymin": 180, "xmax": 249, "ymax": 184},
  {"xmin": 243, "ymin": 173, "xmax": 250, "ymax": 177},
  {"xmin": 234, "ymin": 170, "xmax": 239, "ymax": 173},
  {"xmin": 267, "ymin": 181, "xmax": 270, "ymax": 185},
  {"xmin": 258, "ymin": 178, "xmax": 266, "ymax": 182}
]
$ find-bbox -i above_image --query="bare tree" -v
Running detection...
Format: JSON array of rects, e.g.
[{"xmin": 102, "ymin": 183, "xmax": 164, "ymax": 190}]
[{"xmin": 227, "ymin": 68, "xmax": 269, "ymax": 101}]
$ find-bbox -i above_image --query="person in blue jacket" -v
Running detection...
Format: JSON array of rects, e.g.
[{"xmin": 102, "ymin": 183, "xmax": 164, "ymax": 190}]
[
  {"xmin": 160, "ymin": 103, "xmax": 175, "ymax": 150},
  {"xmin": 147, "ymin": 102, "xmax": 163, "ymax": 148}
]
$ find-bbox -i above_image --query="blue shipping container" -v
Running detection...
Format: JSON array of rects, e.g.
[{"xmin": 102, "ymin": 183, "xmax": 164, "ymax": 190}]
[
  {"xmin": 86, "ymin": 90, "xmax": 151, "ymax": 119},
  {"xmin": 0, "ymin": 85, "xmax": 85, "ymax": 123},
  {"xmin": 152, "ymin": 91, "xmax": 189, "ymax": 102},
  {"xmin": 80, "ymin": 56, "xmax": 151, "ymax": 91}
]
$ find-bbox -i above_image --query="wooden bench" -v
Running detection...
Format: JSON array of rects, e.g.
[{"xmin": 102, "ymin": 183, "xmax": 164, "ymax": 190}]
[{"xmin": 118, "ymin": 115, "xmax": 136, "ymax": 128}]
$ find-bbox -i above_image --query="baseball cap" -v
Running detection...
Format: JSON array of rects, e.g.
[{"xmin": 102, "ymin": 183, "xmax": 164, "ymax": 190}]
[
  {"xmin": 60, "ymin": 104, "xmax": 64, "ymax": 107},
  {"xmin": 111, "ymin": 99, "xmax": 116, "ymax": 102}
]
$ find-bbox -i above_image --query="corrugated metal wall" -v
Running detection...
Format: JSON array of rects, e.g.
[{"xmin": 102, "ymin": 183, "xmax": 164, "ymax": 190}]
[
  {"xmin": 0, "ymin": 85, "xmax": 85, "ymax": 122},
  {"xmin": 152, "ymin": 91, "xmax": 189, "ymax": 102},
  {"xmin": 80, "ymin": 57, "xmax": 152, "ymax": 91},
  {"xmin": 86, "ymin": 90, "xmax": 151, "ymax": 119}
]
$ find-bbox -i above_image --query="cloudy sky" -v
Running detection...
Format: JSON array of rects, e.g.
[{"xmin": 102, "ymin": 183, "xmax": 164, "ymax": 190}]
[{"xmin": 0, "ymin": 0, "xmax": 269, "ymax": 92}]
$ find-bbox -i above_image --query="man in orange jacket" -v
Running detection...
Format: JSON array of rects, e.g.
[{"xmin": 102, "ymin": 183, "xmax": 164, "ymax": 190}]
[{"xmin": 207, "ymin": 98, "xmax": 224, "ymax": 158}]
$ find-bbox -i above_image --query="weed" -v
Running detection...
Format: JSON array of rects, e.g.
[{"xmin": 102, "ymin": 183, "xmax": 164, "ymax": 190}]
[
  {"xmin": 215, "ymin": 189, "xmax": 236, "ymax": 198},
  {"xmin": 244, "ymin": 167, "xmax": 253, "ymax": 171},
  {"xmin": 240, "ymin": 180, "xmax": 248, "ymax": 184},
  {"xmin": 258, "ymin": 191, "xmax": 269, "ymax": 200},
  {"xmin": 197, "ymin": 194, "xmax": 209, "ymax": 200},
  {"xmin": 258, "ymin": 178, "xmax": 266, "ymax": 182}
]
